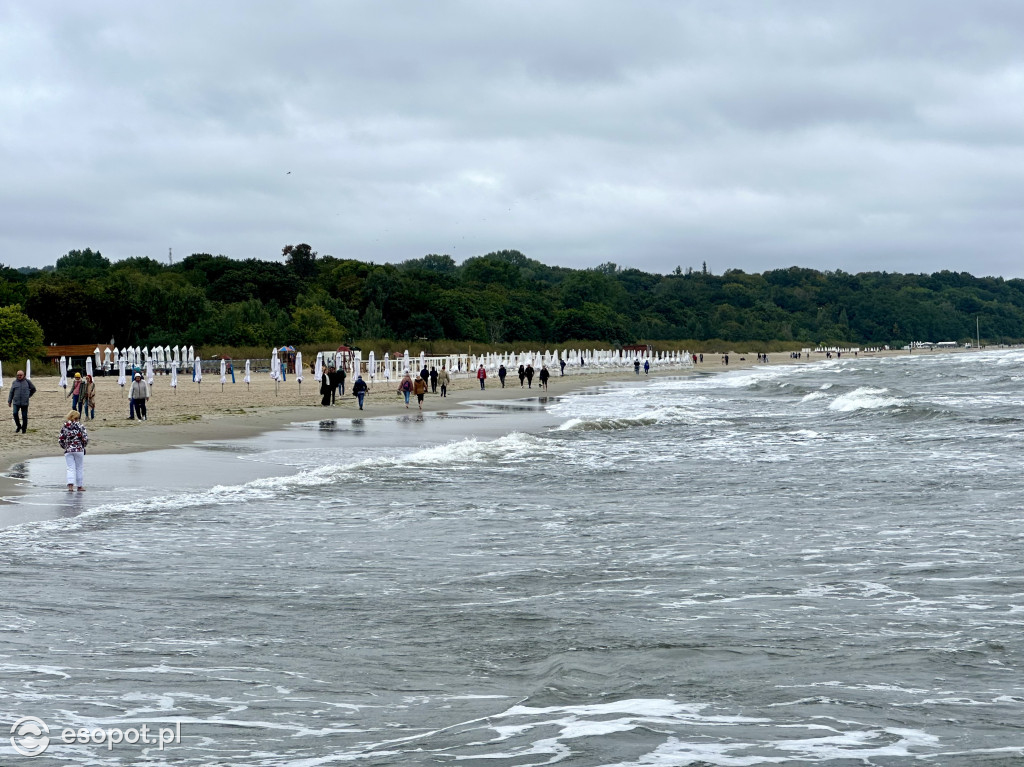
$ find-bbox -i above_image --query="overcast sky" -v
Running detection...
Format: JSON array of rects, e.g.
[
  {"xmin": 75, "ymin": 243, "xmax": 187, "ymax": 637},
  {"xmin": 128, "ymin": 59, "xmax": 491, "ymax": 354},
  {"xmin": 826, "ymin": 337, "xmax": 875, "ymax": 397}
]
[{"xmin": 2, "ymin": 1, "xmax": 1022, "ymax": 277}]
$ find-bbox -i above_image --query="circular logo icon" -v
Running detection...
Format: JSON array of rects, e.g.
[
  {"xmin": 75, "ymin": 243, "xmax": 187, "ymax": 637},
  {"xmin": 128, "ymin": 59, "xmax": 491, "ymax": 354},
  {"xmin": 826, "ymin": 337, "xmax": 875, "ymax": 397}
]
[{"xmin": 10, "ymin": 716, "xmax": 50, "ymax": 757}]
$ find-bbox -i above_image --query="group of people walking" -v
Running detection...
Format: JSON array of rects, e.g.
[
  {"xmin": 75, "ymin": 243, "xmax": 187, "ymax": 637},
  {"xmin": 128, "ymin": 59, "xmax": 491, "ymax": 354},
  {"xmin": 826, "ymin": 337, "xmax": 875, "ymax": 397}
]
[
  {"xmin": 398, "ymin": 364, "xmax": 452, "ymax": 409},
  {"xmin": 487, "ymin": 363, "xmax": 550, "ymax": 390}
]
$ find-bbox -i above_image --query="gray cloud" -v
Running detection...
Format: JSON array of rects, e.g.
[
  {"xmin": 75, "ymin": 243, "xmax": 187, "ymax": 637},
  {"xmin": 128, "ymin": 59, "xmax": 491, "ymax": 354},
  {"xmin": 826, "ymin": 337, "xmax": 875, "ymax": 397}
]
[{"xmin": 1, "ymin": 0, "xmax": 1022, "ymax": 276}]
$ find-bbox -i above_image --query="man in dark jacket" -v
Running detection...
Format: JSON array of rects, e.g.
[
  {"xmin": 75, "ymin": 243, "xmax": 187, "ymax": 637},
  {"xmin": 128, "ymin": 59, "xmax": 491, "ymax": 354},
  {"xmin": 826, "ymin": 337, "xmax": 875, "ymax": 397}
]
[
  {"xmin": 8, "ymin": 370, "xmax": 36, "ymax": 433},
  {"xmin": 327, "ymin": 366, "xmax": 342, "ymax": 404},
  {"xmin": 429, "ymin": 366, "xmax": 439, "ymax": 393}
]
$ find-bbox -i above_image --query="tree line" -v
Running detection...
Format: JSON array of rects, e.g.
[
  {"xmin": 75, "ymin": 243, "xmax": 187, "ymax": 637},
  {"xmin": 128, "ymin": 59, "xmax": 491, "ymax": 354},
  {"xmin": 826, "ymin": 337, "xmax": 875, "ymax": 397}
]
[{"xmin": 1, "ymin": 245, "xmax": 1022, "ymax": 361}]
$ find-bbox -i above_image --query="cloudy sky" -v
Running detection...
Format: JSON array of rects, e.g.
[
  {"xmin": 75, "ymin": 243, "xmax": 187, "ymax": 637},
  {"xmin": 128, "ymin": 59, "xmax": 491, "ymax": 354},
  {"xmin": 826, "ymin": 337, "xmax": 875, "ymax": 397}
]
[{"xmin": 2, "ymin": 1, "xmax": 1022, "ymax": 277}]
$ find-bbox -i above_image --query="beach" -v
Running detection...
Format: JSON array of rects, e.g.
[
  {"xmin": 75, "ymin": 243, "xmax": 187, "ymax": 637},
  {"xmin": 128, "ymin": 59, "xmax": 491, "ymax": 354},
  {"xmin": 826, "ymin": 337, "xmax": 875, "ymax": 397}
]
[{"xmin": 0, "ymin": 346, "xmax": 985, "ymax": 495}]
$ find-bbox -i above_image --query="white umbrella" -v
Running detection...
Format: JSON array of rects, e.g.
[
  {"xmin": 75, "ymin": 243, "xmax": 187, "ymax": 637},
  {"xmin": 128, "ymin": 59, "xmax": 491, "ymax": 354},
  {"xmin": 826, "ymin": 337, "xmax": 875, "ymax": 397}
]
[
  {"xmin": 118, "ymin": 358, "xmax": 126, "ymax": 387},
  {"xmin": 0, "ymin": 360, "xmax": 4, "ymax": 389},
  {"xmin": 103, "ymin": 347, "xmax": 112, "ymax": 367},
  {"xmin": 187, "ymin": 345, "xmax": 195, "ymax": 362},
  {"xmin": 419, "ymin": 350, "xmax": 426, "ymax": 372},
  {"xmin": 295, "ymin": 352, "xmax": 304, "ymax": 384},
  {"xmin": 142, "ymin": 346, "xmax": 149, "ymax": 363},
  {"xmin": 85, "ymin": 357, "xmax": 93, "ymax": 378},
  {"xmin": 314, "ymin": 352, "xmax": 323, "ymax": 383},
  {"xmin": 270, "ymin": 347, "xmax": 280, "ymax": 381},
  {"xmin": 383, "ymin": 352, "xmax": 390, "ymax": 381},
  {"xmin": 146, "ymin": 358, "xmax": 154, "ymax": 385},
  {"xmin": 368, "ymin": 351, "xmax": 376, "ymax": 381},
  {"xmin": 93, "ymin": 347, "xmax": 101, "ymax": 368},
  {"xmin": 244, "ymin": 359, "xmax": 251, "ymax": 386},
  {"xmin": 59, "ymin": 356, "xmax": 68, "ymax": 389},
  {"xmin": 170, "ymin": 361, "xmax": 178, "ymax": 391},
  {"xmin": 403, "ymin": 349, "xmax": 410, "ymax": 373},
  {"xmin": 194, "ymin": 356, "xmax": 202, "ymax": 385},
  {"xmin": 26, "ymin": 359, "xmax": 31, "ymax": 379},
  {"xmin": 172, "ymin": 346, "xmax": 180, "ymax": 365},
  {"xmin": 220, "ymin": 358, "xmax": 227, "ymax": 385}
]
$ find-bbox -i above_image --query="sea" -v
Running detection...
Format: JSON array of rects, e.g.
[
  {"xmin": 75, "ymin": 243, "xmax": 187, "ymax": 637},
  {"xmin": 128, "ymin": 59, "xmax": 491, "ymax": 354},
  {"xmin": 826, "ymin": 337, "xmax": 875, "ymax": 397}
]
[{"xmin": 2, "ymin": 349, "xmax": 1024, "ymax": 766}]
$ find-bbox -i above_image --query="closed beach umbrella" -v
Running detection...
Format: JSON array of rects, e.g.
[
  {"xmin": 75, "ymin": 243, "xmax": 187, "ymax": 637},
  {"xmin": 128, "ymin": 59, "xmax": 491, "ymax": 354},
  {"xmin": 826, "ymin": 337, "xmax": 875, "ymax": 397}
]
[
  {"xmin": 170, "ymin": 361, "xmax": 178, "ymax": 389},
  {"xmin": 26, "ymin": 359, "xmax": 31, "ymax": 379},
  {"xmin": 403, "ymin": 349, "xmax": 410, "ymax": 372},
  {"xmin": 220, "ymin": 358, "xmax": 227, "ymax": 385},
  {"xmin": 383, "ymin": 352, "xmax": 390, "ymax": 381},
  {"xmin": 59, "ymin": 357, "xmax": 68, "ymax": 389},
  {"xmin": 270, "ymin": 347, "xmax": 280, "ymax": 381},
  {"xmin": 103, "ymin": 347, "xmax": 112, "ymax": 367},
  {"xmin": 146, "ymin": 358, "xmax": 154, "ymax": 385},
  {"xmin": 0, "ymin": 360, "xmax": 4, "ymax": 390},
  {"xmin": 368, "ymin": 351, "xmax": 376, "ymax": 381},
  {"xmin": 85, "ymin": 357, "xmax": 93, "ymax": 378},
  {"xmin": 244, "ymin": 359, "xmax": 251, "ymax": 384},
  {"xmin": 194, "ymin": 356, "xmax": 202, "ymax": 384},
  {"xmin": 187, "ymin": 345, "xmax": 195, "ymax": 362},
  {"xmin": 314, "ymin": 352, "xmax": 323, "ymax": 382},
  {"xmin": 295, "ymin": 352, "xmax": 304, "ymax": 383},
  {"xmin": 419, "ymin": 350, "xmax": 425, "ymax": 371},
  {"xmin": 118, "ymin": 358, "xmax": 126, "ymax": 386}
]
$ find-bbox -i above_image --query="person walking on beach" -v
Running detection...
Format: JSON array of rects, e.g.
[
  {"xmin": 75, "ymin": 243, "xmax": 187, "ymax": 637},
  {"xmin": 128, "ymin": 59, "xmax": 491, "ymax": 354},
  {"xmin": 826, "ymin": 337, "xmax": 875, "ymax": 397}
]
[
  {"xmin": 68, "ymin": 372, "xmax": 84, "ymax": 411},
  {"xmin": 319, "ymin": 367, "xmax": 333, "ymax": 406},
  {"xmin": 413, "ymin": 375, "xmax": 427, "ymax": 410},
  {"xmin": 634, "ymin": 359, "xmax": 641, "ymax": 374},
  {"xmin": 338, "ymin": 366, "xmax": 347, "ymax": 396},
  {"xmin": 59, "ymin": 410, "xmax": 89, "ymax": 492},
  {"xmin": 477, "ymin": 364, "xmax": 487, "ymax": 390},
  {"xmin": 81, "ymin": 374, "xmax": 96, "ymax": 420},
  {"xmin": 559, "ymin": 358, "xmax": 566, "ymax": 376},
  {"xmin": 525, "ymin": 364, "xmax": 534, "ymax": 388},
  {"xmin": 498, "ymin": 364, "xmax": 507, "ymax": 388},
  {"xmin": 129, "ymin": 372, "xmax": 150, "ymax": 421},
  {"xmin": 644, "ymin": 359, "xmax": 650, "ymax": 375},
  {"xmin": 398, "ymin": 371, "xmax": 413, "ymax": 408},
  {"xmin": 518, "ymin": 364, "xmax": 526, "ymax": 387},
  {"xmin": 327, "ymin": 366, "xmax": 340, "ymax": 404},
  {"xmin": 352, "ymin": 375, "xmax": 369, "ymax": 410},
  {"xmin": 539, "ymin": 365, "xmax": 550, "ymax": 390},
  {"xmin": 429, "ymin": 366, "xmax": 438, "ymax": 393},
  {"xmin": 8, "ymin": 369, "xmax": 36, "ymax": 433},
  {"xmin": 438, "ymin": 365, "xmax": 450, "ymax": 398},
  {"xmin": 420, "ymin": 366, "xmax": 430, "ymax": 389}
]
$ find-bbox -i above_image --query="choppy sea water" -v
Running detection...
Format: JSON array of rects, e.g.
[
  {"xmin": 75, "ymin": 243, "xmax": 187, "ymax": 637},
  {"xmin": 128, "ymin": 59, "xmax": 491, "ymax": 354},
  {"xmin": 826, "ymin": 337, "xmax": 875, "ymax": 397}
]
[{"xmin": 2, "ymin": 351, "xmax": 1024, "ymax": 766}]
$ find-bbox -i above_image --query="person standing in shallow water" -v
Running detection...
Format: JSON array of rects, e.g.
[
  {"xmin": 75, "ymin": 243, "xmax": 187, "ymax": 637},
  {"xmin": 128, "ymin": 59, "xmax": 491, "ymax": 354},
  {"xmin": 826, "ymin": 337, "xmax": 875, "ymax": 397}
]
[{"xmin": 59, "ymin": 410, "xmax": 88, "ymax": 492}]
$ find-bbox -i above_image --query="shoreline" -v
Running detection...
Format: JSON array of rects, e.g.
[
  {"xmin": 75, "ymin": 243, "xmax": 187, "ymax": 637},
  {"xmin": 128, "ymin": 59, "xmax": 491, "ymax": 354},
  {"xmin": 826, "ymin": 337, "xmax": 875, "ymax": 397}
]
[{"xmin": 0, "ymin": 345, "xmax": 990, "ymax": 499}]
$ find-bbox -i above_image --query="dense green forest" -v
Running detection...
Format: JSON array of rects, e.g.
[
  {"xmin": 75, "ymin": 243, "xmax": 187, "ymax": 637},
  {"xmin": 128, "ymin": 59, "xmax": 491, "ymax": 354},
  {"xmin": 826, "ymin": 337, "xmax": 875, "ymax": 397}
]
[{"xmin": 2, "ymin": 245, "xmax": 1023, "ymax": 359}]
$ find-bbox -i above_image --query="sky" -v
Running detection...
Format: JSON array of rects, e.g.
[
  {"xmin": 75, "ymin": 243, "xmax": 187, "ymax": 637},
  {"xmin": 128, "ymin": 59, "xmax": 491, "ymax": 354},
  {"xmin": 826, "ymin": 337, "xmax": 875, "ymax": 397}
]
[{"xmin": 2, "ymin": 1, "xmax": 1022, "ymax": 277}]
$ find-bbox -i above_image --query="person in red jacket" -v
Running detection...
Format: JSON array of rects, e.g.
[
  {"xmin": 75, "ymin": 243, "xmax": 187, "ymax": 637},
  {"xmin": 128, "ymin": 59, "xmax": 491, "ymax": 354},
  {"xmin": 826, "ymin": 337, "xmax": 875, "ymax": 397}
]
[{"xmin": 476, "ymin": 364, "xmax": 487, "ymax": 390}]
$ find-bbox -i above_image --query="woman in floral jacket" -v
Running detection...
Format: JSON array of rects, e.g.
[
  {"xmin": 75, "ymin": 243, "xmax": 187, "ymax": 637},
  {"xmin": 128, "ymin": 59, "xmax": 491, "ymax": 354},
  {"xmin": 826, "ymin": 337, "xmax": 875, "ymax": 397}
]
[{"xmin": 59, "ymin": 410, "xmax": 89, "ymax": 492}]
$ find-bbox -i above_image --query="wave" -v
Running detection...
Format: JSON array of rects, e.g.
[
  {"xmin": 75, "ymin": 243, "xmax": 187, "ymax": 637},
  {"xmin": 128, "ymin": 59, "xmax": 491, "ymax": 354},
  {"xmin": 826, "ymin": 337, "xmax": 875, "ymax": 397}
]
[{"xmin": 828, "ymin": 387, "xmax": 905, "ymax": 412}]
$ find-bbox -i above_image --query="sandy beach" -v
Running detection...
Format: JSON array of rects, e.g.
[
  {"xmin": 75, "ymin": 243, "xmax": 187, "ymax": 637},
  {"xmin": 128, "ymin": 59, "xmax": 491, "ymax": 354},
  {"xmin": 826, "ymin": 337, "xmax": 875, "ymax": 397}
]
[{"xmin": 0, "ymin": 346, "xmax": 983, "ymax": 496}]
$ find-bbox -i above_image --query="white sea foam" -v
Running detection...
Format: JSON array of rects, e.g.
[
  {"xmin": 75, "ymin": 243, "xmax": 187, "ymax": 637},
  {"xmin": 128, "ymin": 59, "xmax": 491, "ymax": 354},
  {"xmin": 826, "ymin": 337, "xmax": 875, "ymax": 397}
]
[{"xmin": 828, "ymin": 386, "xmax": 905, "ymax": 412}]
